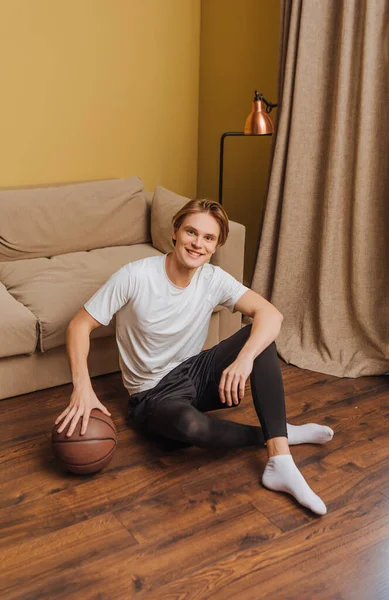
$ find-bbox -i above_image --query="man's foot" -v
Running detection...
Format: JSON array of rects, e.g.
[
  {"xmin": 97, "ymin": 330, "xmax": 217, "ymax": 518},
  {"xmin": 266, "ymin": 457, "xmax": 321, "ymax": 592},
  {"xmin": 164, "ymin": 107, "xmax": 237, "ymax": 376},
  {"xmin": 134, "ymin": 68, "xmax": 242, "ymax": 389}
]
[
  {"xmin": 287, "ymin": 423, "xmax": 334, "ymax": 445},
  {"xmin": 262, "ymin": 454, "xmax": 327, "ymax": 515}
]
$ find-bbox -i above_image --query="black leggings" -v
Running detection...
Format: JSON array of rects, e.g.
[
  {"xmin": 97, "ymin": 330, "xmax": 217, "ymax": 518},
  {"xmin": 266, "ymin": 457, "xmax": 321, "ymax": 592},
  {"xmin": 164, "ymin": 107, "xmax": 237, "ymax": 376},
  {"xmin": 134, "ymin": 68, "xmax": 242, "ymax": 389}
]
[{"xmin": 129, "ymin": 325, "xmax": 287, "ymax": 449}]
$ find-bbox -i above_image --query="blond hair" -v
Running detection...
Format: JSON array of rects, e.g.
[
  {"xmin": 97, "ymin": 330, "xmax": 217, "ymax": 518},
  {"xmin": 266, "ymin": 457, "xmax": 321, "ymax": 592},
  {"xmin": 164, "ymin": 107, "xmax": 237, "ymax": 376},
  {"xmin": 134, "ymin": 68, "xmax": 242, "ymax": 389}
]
[{"xmin": 172, "ymin": 199, "xmax": 229, "ymax": 246}]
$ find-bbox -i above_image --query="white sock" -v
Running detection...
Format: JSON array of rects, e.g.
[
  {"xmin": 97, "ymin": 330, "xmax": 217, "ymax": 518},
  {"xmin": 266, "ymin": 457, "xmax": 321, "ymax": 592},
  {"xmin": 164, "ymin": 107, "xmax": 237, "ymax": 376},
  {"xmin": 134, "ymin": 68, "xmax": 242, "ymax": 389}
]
[
  {"xmin": 287, "ymin": 423, "xmax": 334, "ymax": 445},
  {"xmin": 262, "ymin": 454, "xmax": 327, "ymax": 515}
]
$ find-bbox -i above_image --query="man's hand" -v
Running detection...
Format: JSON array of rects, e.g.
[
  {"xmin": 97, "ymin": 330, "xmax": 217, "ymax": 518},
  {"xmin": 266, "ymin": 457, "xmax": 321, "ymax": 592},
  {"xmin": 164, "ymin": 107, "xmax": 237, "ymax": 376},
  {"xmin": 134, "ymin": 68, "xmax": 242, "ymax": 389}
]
[
  {"xmin": 219, "ymin": 355, "xmax": 254, "ymax": 406},
  {"xmin": 54, "ymin": 382, "xmax": 111, "ymax": 437}
]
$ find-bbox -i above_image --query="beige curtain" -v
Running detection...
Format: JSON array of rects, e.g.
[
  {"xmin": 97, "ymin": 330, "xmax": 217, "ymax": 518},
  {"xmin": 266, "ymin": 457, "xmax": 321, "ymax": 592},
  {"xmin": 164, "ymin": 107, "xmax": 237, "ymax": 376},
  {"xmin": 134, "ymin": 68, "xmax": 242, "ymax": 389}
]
[{"xmin": 252, "ymin": 0, "xmax": 389, "ymax": 377}]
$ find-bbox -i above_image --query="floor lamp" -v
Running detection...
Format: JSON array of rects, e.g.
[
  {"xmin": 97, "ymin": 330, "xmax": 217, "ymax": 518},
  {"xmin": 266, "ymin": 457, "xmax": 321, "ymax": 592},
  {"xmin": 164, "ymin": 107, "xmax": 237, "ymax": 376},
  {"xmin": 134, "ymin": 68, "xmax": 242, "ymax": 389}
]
[{"xmin": 218, "ymin": 91, "xmax": 277, "ymax": 206}]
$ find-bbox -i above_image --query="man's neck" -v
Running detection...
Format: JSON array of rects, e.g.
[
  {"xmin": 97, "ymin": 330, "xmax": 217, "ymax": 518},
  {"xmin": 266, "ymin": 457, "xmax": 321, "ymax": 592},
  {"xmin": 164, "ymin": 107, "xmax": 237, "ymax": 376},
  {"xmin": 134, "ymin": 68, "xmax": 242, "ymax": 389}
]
[{"xmin": 165, "ymin": 252, "xmax": 198, "ymax": 288}]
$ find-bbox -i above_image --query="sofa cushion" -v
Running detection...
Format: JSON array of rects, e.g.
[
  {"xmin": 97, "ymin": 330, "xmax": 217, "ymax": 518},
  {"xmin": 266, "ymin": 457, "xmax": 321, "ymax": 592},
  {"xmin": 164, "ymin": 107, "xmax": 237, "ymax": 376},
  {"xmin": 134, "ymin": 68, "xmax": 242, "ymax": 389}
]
[
  {"xmin": 151, "ymin": 185, "xmax": 191, "ymax": 254},
  {"xmin": 0, "ymin": 282, "xmax": 39, "ymax": 358},
  {"xmin": 0, "ymin": 244, "xmax": 162, "ymax": 352},
  {"xmin": 0, "ymin": 177, "xmax": 150, "ymax": 262}
]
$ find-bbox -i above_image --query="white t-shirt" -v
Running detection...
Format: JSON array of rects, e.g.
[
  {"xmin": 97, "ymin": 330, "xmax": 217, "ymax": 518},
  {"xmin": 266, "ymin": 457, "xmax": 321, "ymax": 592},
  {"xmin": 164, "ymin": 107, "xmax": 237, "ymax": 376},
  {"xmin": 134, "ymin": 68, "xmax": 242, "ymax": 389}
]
[{"xmin": 84, "ymin": 254, "xmax": 248, "ymax": 395}]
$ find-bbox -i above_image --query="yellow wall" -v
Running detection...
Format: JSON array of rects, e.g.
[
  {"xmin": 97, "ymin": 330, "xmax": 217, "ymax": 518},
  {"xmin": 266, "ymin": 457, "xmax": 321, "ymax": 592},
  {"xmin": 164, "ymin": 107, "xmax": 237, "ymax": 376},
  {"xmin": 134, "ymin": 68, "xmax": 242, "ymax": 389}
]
[
  {"xmin": 0, "ymin": 0, "xmax": 200, "ymax": 197},
  {"xmin": 0, "ymin": 0, "xmax": 280, "ymax": 281},
  {"xmin": 197, "ymin": 0, "xmax": 281, "ymax": 283}
]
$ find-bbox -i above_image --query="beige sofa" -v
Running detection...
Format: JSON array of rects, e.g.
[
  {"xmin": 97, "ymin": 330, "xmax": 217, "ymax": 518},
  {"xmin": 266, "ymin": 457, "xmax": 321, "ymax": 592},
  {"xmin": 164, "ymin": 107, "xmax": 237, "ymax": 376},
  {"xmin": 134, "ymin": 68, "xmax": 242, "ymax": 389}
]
[{"xmin": 0, "ymin": 177, "xmax": 246, "ymax": 400}]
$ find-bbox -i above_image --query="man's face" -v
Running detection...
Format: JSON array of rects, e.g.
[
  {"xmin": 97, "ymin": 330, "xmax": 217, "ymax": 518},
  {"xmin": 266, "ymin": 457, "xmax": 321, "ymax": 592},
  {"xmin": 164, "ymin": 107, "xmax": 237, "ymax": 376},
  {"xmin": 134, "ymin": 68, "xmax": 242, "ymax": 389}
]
[{"xmin": 172, "ymin": 212, "xmax": 220, "ymax": 269}]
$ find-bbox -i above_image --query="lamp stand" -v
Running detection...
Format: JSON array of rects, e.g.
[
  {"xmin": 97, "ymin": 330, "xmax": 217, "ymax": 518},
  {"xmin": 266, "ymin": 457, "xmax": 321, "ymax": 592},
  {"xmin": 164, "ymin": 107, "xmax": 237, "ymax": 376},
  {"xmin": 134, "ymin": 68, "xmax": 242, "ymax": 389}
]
[{"xmin": 218, "ymin": 131, "xmax": 271, "ymax": 206}]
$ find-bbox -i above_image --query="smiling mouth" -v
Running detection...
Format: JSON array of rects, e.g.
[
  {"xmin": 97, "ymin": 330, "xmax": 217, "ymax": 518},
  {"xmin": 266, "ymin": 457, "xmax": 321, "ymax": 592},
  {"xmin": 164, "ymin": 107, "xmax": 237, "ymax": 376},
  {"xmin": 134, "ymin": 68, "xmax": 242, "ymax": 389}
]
[{"xmin": 186, "ymin": 248, "xmax": 204, "ymax": 258}]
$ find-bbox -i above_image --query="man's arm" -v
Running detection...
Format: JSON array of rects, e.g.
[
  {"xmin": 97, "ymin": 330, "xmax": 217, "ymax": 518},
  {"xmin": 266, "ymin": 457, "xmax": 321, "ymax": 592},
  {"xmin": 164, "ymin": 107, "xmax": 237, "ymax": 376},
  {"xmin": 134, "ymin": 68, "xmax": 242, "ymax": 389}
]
[
  {"xmin": 218, "ymin": 290, "xmax": 283, "ymax": 406},
  {"xmin": 234, "ymin": 289, "xmax": 283, "ymax": 359},
  {"xmin": 66, "ymin": 308, "xmax": 101, "ymax": 387},
  {"xmin": 55, "ymin": 308, "xmax": 111, "ymax": 436}
]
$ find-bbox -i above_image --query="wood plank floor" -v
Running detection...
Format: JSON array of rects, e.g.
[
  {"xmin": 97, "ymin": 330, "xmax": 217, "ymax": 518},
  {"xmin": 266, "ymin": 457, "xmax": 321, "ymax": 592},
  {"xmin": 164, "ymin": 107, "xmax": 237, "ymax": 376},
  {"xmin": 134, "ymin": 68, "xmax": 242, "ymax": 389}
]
[{"xmin": 0, "ymin": 360, "xmax": 388, "ymax": 600}]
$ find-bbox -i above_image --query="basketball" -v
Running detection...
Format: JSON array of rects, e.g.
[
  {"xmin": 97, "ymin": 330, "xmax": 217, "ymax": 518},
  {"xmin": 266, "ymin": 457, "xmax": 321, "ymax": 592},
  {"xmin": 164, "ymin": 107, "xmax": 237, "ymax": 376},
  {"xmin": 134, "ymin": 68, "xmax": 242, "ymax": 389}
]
[{"xmin": 52, "ymin": 409, "xmax": 117, "ymax": 474}]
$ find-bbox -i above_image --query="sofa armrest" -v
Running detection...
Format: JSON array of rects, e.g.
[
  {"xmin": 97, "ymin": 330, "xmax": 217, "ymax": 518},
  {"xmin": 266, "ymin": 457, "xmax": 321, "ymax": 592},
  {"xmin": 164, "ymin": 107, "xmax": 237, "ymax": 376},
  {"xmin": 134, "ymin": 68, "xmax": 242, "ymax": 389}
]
[{"xmin": 211, "ymin": 220, "xmax": 246, "ymax": 282}]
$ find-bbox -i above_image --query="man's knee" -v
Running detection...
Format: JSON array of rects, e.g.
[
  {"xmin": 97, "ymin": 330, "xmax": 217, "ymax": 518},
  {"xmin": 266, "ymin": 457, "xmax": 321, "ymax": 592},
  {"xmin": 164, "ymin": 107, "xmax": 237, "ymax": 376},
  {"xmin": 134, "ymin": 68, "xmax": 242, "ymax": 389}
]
[
  {"xmin": 176, "ymin": 408, "xmax": 207, "ymax": 443},
  {"xmin": 253, "ymin": 340, "xmax": 277, "ymax": 362},
  {"xmin": 241, "ymin": 324, "xmax": 252, "ymax": 339},
  {"xmin": 229, "ymin": 324, "xmax": 252, "ymax": 348}
]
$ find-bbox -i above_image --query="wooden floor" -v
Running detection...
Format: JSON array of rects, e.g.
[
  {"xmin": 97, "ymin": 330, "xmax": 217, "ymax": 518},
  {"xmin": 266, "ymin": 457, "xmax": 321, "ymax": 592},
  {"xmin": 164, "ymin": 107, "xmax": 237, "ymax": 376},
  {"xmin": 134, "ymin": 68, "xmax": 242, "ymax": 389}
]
[{"xmin": 0, "ymin": 361, "xmax": 388, "ymax": 600}]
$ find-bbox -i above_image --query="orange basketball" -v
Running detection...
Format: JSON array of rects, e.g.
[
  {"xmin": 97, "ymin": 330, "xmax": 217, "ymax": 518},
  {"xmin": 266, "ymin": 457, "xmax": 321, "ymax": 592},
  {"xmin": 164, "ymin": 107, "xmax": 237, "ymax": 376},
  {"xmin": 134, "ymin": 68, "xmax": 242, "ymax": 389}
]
[{"xmin": 52, "ymin": 409, "xmax": 117, "ymax": 474}]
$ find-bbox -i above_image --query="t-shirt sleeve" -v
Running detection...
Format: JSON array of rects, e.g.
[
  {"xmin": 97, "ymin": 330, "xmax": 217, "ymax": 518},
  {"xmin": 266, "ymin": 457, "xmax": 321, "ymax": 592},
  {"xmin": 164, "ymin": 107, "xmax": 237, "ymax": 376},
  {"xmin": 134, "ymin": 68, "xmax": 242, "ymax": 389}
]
[
  {"xmin": 84, "ymin": 264, "xmax": 134, "ymax": 326},
  {"xmin": 212, "ymin": 267, "xmax": 249, "ymax": 313}
]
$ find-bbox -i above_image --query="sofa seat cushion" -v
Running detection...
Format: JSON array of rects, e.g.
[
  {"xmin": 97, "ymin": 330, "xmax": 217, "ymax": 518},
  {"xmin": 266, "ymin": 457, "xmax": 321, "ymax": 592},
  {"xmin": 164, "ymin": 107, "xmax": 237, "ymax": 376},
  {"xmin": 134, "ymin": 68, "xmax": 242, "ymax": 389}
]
[
  {"xmin": 0, "ymin": 244, "xmax": 162, "ymax": 352},
  {"xmin": 0, "ymin": 282, "xmax": 39, "ymax": 358}
]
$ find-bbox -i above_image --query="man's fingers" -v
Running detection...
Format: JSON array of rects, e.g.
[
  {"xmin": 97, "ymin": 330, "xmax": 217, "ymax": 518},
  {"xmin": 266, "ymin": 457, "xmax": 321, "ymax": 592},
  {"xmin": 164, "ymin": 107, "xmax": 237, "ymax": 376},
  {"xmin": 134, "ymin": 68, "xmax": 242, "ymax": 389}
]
[
  {"xmin": 231, "ymin": 374, "xmax": 240, "ymax": 405},
  {"xmin": 220, "ymin": 371, "xmax": 247, "ymax": 407},
  {"xmin": 219, "ymin": 373, "xmax": 226, "ymax": 403},
  {"xmin": 224, "ymin": 372, "xmax": 233, "ymax": 406},
  {"xmin": 55, "ymin": 406, "xmax": 71, "ymax": 425},
  {"xmin": 57, "ymin": 406, "xmax": 77, "ymax": 433},
  {"xmin": 81, "ymin": 412, "xmax": 90, "ymax": 436},
  {"xmin": 99, "ymin": 404, "xmax": 111, "ymax": 416},
  {"xmin": 239, "ymin": 375, "xmax": 246, "ymax": 400},
  {"xmin": 66, "ymin": 410, "xmax": 83, "ymax": 437}
]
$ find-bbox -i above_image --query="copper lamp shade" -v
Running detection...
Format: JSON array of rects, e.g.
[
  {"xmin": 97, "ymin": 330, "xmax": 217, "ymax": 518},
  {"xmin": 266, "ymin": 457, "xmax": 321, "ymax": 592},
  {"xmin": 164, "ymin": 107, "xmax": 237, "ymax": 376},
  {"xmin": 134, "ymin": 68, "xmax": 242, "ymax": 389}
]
[{"xmin": 244, "ymin": 90, "xmax": 275, "ymax": 135}]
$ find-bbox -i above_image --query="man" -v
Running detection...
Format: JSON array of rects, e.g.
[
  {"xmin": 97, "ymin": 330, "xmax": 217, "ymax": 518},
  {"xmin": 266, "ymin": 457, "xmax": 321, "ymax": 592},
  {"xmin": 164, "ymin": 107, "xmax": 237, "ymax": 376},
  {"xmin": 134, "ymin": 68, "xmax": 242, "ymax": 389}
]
[{"xmin": 56, "ymin": 199, "xmax": 333, "ymax": 515}]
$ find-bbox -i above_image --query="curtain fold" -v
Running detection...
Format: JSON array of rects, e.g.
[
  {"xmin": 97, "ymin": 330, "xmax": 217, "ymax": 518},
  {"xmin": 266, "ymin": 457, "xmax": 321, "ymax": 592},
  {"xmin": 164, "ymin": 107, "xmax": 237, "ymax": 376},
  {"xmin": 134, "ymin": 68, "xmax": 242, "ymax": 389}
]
[{"xmin": 252, "ymin": 0, "xmax": 389, "ymax": 377}]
